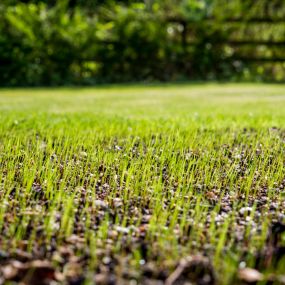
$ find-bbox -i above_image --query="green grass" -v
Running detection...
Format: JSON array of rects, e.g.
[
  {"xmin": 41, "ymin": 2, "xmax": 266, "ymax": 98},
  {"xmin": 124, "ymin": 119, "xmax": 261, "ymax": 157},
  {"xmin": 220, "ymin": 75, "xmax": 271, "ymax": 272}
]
[{"xmin": 0, "ymin": 83, "xmax": 285, "ymax": 284}]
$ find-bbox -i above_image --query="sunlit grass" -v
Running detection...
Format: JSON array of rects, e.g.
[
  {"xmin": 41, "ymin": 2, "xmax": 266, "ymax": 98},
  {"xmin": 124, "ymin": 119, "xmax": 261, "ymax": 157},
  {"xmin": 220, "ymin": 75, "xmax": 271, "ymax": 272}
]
[{"xmin": 0, "ymin": 83, "xmax": 284, "ymax": 284}]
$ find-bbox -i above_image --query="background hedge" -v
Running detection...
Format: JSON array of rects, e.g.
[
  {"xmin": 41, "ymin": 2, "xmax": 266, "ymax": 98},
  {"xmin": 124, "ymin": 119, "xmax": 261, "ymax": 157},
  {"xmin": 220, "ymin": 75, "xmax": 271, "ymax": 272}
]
[{"xmin": 1, "ymin": 0, "xmax": 285, "ymax": 86}]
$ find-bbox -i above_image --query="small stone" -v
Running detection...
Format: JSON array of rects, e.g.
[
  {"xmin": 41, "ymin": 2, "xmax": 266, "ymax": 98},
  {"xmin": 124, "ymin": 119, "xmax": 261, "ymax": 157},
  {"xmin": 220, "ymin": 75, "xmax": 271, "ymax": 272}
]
[
  {"xmin": 115, "ymin": 226, "xmax": 130, "ymax": 234},
  {"xmin": 238, "ymin": 268, "xmax": 263, "ymax": 283},
  {"xmin": 95, "ymin": 200, "xmax": 108, "ymax": 209},
  {"xmin": 79, "ymin": 151, "xmax": 88, "ymax": 158},
  {"xmin": 239, "ymin": 207, "xmax": 252, "ymax": 215}
]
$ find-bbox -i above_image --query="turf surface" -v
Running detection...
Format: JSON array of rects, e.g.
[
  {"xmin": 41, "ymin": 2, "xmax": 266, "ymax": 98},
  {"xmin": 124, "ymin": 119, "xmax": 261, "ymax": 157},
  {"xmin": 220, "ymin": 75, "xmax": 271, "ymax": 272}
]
[{"xmin": 0, "ymin": 83, "xmax": 285, "ymax": 285}]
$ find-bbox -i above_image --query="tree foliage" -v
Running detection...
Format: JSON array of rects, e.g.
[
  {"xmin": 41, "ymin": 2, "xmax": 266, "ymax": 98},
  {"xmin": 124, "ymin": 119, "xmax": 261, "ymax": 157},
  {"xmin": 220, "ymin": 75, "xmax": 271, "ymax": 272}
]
[{"xmin": 0, "ymin": 0, "xmax": 284, "ymax": 86}]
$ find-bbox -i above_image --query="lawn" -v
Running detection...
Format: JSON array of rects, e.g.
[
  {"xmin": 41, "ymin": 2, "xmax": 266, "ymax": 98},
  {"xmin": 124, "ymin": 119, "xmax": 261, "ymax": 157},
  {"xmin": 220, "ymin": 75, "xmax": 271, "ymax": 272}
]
[{"xmin": 0, "ymin": 83, "xmax": 285, "ymax": 285}]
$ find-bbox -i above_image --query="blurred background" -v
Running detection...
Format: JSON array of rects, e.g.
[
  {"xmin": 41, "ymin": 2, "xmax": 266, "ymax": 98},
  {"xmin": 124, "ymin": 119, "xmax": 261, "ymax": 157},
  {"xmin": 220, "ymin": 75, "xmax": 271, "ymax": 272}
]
[{"xmin": 0, "ymin": 0, "xmax": 284, "ymax": 86}]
